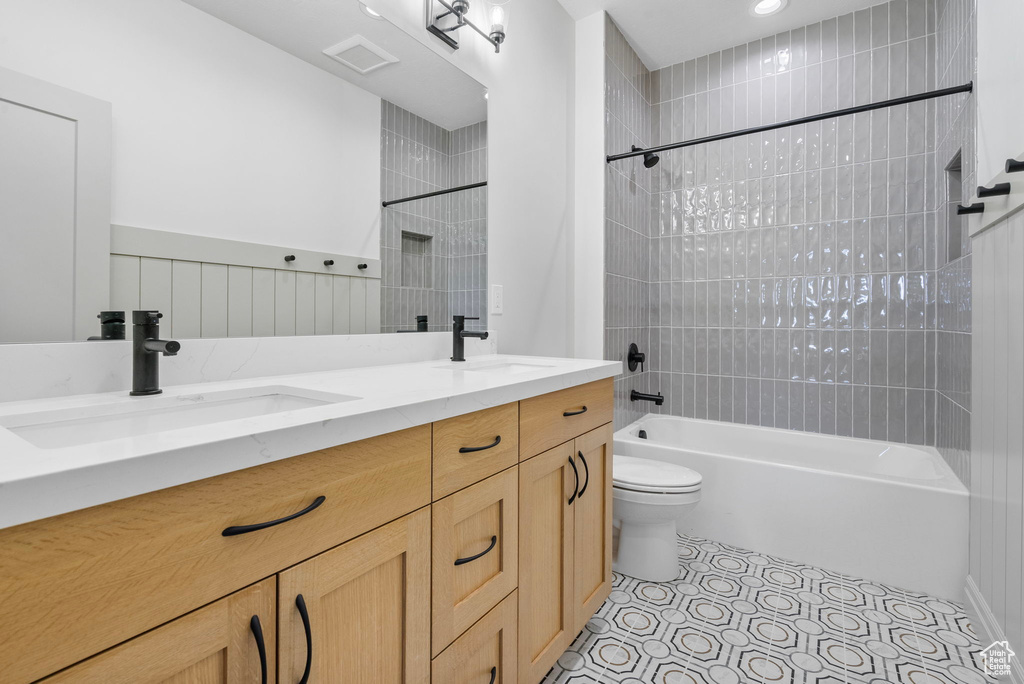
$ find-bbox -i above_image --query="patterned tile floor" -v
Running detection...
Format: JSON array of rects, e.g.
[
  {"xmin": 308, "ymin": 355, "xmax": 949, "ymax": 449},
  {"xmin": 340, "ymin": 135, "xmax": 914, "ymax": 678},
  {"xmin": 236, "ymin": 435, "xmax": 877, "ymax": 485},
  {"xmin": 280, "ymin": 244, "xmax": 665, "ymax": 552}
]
[{"xmin": 544, "ymin": 536, "xmax": 994, "ymax": 684}]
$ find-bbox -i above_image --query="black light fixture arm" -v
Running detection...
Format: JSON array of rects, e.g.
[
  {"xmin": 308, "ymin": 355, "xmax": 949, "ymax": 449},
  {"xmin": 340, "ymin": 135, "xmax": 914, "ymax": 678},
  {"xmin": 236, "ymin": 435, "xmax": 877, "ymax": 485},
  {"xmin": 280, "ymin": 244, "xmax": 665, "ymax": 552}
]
[
  {"xmin": 382, "ymin": 180, "xmax": 487, "ymax": 208},
  {"xmin": 607, "ymin": 82, "xmax": 974, "ymax": 164}
]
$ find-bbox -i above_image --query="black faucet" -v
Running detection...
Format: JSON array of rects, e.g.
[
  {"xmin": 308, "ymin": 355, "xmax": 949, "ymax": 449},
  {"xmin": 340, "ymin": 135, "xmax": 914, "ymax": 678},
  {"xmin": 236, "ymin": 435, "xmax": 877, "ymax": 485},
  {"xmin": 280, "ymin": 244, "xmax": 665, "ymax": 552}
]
[
  {"xmin": 397, "ymin": 315, "xmax": 430, "ymax": 333},
  {"xmin": 87, "ymin": 311, "xmax": 126, "ymax": 340},
  {"xmin": 131, "ymin": 310, "xmax": 180, "ymax": 396},
  {"xmin": 630, "ymin": 390, "xmax": 664, "ymax": 406},
  {"xmin": 451, "ymin": 315, "xmax": 489, "ymax": 362}
]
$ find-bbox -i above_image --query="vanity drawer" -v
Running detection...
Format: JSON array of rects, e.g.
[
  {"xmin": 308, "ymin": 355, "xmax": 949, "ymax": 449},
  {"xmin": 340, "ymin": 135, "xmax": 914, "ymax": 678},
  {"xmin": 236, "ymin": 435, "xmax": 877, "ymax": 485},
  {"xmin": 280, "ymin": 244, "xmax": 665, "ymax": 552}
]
[
  {"xmin": 0, "ymin": 425, "xmax": 431, "ymax": 684},
  {"xmin": 432, "ymin": 466, "xmax": 519, "ymax": 656},
  {"xmin": 432, "ymin": 590, "xmax": 518, "ymax": 684},
  {"xmin": 519, "ymin": 378, "xmax": 613, "ymax": 459},
  {"xmin": 433, "ymin": 402, "xmax": 519, "ymax": 499}
]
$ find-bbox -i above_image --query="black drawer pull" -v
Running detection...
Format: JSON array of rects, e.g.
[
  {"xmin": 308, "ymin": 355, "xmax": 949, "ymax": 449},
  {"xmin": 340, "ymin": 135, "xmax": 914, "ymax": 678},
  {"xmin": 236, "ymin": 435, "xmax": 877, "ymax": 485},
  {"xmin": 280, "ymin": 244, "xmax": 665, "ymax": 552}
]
[
  {"xmin": 222, "ymin": 496, "xmax": 326, "ymax": 536},
  {"xmin": 577, "ymin": 451, "xmax": 590, "ymax": 498},
  {"xmin": 459, "ymin": 435, "xmax": 502, "ymax": 453},
  {"xmin": 563, "ymin": 406, "xmax": 588, "ymax": 417},
  {"xmin": 568, "ymin": 456, "xmax": 579, "ymax": 505},
  {"xmin": 296, "ymin": 594, "xmax": 313, "ymax": 684},
  {"xmin": 489, "ymin": 666, "xmax": 497, "ymax": 684},
  {"xmin": 250, "ymin": 615, "xmax": 268, "ymax": 684},
  {"xmin": 455, "ymin": 535, "xmax": 497, "ymax": 566}
]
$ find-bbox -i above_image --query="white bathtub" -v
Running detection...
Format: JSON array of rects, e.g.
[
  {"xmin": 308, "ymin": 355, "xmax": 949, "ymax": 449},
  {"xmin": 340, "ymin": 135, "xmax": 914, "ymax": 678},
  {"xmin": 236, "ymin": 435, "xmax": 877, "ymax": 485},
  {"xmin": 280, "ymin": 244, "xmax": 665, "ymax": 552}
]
[{"xmin": 614, "ymin": 415, "xmax": 969, "ymax": 600}]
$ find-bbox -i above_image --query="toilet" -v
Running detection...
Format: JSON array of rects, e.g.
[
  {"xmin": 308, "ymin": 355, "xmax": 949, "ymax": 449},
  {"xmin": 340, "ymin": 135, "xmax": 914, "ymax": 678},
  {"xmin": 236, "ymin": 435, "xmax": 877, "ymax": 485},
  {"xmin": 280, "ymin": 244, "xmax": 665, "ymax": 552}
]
[{"xmin": 612, "ymin": 454, "xmax": 702, "ymax": 582}]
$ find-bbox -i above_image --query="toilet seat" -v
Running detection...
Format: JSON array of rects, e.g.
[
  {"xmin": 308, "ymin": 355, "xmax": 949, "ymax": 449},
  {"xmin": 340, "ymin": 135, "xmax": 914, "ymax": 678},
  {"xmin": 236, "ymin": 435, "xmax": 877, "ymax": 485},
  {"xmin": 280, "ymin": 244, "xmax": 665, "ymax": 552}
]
[{"xmin": 613, "ymin": 454, "xmax": 702, "ymax": 494}]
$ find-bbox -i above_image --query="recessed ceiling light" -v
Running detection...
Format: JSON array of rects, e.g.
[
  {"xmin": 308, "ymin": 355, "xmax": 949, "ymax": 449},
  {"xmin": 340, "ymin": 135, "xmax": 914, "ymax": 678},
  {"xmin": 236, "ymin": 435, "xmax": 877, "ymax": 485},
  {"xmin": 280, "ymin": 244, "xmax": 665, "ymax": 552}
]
[
  {"xmin": 359, "ymin": 2, "xmax": 383, "ymax": 19},
  {"xmin": 751, "ymin": 0, "xmax": 787, "ymax": 16}
]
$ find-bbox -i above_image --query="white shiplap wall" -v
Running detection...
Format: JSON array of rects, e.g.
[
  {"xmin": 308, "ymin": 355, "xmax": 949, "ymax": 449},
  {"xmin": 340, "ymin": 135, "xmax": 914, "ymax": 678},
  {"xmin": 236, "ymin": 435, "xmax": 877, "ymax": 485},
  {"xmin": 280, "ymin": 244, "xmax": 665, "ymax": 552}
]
[
  {"xmin": 109, "ymin": 227, "xmax": 380, "ymax": 338},
  {"xmin": 967, "ymin": 206, "xmax": 1024, "ymax": 682}
]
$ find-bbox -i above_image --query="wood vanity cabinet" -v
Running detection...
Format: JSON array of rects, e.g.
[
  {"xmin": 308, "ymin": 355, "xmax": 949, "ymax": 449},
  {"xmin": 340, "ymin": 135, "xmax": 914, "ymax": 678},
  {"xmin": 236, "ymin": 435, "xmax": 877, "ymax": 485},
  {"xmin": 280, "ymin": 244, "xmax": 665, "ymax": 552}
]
[
  {"xmin": 518, "ymin": 423, "xmax": 614, "ymax": 684},
  {"xmin": 40, "ymin": 577, "xmax": 277, "ymax": 684},
  {"xmin": 0, "ymin": 378, "xmax": 614, "ymax": 684},
  {"xmin": 278, "ymin": 509, "xmax": 432, "ymax": 683}
]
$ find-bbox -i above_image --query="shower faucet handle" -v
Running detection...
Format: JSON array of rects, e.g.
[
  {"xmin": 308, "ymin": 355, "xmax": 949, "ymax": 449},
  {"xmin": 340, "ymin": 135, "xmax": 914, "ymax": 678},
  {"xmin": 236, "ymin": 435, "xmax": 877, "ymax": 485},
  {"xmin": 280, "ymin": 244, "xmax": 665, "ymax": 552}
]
[{"xmin": 628, "ymin": 343, "xmax": 646, "ymax": 373}]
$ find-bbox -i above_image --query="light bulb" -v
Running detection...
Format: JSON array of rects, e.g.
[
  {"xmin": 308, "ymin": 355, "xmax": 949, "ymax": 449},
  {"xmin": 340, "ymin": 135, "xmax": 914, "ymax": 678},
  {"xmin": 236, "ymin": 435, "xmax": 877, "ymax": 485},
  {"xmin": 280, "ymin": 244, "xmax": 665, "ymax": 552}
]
[{"xmin": 490, "ymin": 5, "xmax": 506, "ymax": 31}]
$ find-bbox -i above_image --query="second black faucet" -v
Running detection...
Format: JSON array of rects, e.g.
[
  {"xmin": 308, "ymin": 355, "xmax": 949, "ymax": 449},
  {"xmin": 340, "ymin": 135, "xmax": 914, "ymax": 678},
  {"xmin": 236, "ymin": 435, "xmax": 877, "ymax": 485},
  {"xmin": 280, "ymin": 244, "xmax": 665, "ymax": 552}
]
[{"xmin": 452, "ymin": 315, "xmax": 489, "ymax": 362}]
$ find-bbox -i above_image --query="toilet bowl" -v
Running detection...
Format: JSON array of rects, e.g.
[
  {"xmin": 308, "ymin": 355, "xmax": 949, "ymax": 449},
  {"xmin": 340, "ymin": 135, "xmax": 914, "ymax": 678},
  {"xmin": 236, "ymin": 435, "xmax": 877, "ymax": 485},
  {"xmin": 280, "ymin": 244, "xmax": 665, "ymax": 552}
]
[{"xmin": 612, "ymin": 454, "xmax": 702, "ymax": 582}]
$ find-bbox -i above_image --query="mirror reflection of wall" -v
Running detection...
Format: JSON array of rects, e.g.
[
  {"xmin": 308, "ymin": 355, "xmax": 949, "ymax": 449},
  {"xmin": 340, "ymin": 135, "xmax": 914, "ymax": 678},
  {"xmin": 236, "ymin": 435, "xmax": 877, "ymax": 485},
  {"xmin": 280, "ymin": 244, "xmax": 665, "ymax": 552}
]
[
  {"xmin": 380, "ymin": 102, "xmax": 488, "ymax": 333},
  {"xmin": 0, "ymin": 0, "xmax": 487, "ymax": 344}
]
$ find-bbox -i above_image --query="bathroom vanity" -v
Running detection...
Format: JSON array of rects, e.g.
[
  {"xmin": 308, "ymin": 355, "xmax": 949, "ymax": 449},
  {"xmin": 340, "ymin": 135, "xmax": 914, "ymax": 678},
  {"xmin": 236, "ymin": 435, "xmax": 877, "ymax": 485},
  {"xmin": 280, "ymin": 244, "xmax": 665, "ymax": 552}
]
[{"xmin": 0, "ymin": 355, "xmax": 618, "ymax": 684}]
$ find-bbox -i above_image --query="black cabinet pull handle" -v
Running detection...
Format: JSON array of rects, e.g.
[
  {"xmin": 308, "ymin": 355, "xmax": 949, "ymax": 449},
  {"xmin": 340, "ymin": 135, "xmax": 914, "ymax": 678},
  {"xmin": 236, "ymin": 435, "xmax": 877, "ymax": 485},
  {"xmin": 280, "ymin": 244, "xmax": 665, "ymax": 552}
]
[
  {"xmin": 357, "ymin": 263, "xmax": 368, "ymax": 270},
  {"xmin": 284, "ymin": 254, "xmax": 296, "ymax": 262},
  {"xmin": 250, "ymin": 615, "xmax": 268, "ymax": 684},
  {"xmin": 1007, "ymin": 158, "xmax": 1024, "ymax": 174},
  {"xmin": 563, "ymin": 406, "xmax": 588, "ymax": 417},
  {"xmin": 577, "ymin": 451, "xmax": 590, "ymax": 498},
  {"xmin": 455, "ymin": 535, "xmax": 497, "ymax": 566},
  {"xmin": 296, "ymin": 594, "xmax": 313, "ymax": 684},
  {"xmin": 222, "ymin": 496, "xmax": 326, "ymax": 536},
  {"xmin": 488, "ymin": 666, "xmax": 497, "ymax": 684},
  {"xmin": 459, "ymin": 435, "xmax": 502, "ymax": 453},
  {"xmin": 568, "ymin": 456, "xmax": 579, "ymax": 505},
  {"xmin": 323, "ymin": 259, "xmax": 335, "ymax": 266}
]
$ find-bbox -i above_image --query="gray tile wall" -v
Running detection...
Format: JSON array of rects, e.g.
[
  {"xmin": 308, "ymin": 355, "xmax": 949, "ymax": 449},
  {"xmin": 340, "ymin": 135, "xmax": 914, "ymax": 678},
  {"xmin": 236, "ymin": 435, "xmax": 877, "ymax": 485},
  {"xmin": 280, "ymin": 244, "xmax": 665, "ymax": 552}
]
[
  {"xmin": 605, "ymin": 0, "xmax": 977, "ymax": 454},
  {"xmin": 933, "ymin": 0, "xmax": 976, "ymax": 484},
  {"xmin": 449, "ymin": 121, "xmax": 488, "ymax": 333},
  {"xmin": 604, "ymin": 16, "xmax": 654, "ymax": 428},
  {"xmin": 380, "ymin": 102, "xmax": 487, "ymax": 333}
]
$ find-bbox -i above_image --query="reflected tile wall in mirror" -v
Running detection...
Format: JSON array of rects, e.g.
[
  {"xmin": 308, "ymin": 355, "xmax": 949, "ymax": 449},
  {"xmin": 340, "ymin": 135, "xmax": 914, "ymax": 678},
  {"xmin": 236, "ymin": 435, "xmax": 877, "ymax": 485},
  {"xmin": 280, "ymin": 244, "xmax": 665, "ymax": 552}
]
[{"xmin": 380, "ymin": 101, "xmax": 487, "ymax": 333}]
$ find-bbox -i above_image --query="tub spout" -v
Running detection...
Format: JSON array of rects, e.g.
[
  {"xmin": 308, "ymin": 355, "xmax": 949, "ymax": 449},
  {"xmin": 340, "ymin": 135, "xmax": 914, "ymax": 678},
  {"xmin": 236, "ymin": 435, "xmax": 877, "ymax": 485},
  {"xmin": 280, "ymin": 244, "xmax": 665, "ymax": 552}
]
[{"xmin": 630, "ymin": 390, "xmax": 664, "ymax": 406}]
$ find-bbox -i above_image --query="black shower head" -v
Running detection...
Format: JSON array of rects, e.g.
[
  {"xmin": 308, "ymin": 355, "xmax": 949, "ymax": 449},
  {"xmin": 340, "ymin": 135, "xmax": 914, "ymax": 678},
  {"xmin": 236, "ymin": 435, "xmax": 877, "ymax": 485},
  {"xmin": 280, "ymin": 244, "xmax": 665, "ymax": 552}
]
[{"xmin": 631, "ymin": 145, "xmax": 660, "ymax": 168}]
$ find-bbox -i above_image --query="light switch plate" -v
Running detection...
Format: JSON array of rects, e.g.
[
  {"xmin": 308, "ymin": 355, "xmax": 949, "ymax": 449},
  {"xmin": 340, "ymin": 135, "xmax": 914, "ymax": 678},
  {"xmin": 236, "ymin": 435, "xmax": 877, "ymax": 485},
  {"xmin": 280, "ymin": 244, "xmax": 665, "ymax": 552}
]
[{"xmin": 490, "ymin": 284, "xmax": 503, "ymax": 315}]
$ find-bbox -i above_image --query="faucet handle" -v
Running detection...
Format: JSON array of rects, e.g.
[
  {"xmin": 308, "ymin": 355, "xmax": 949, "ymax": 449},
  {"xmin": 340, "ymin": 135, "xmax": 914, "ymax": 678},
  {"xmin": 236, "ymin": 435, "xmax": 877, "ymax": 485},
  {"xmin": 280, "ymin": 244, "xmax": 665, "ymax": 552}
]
[{"xmin": 132, "ymin": 310, "xmax": 164, "ymax": 325}]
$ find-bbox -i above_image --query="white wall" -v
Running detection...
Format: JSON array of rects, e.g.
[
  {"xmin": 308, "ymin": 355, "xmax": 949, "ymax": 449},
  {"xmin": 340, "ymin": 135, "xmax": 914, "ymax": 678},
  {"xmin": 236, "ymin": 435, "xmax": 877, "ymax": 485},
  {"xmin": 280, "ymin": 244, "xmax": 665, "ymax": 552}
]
[
  {"xmin": 371, "ymin": 0, "xmax": 578, "ymax": 357},
  {"xmin": 967, "ymin": 204, "xmax": 1024, "ymax": 682},
  {"xmin": 0, "ymin": 0, "xmax": 381, "ymax": 259},
  {"xmin": 976, "ymin": 0, "xmax": 1024, "ymax": 184},
  {"xmin": 572, "ymin": 12, "xmax": 606, "ymax": 360}
]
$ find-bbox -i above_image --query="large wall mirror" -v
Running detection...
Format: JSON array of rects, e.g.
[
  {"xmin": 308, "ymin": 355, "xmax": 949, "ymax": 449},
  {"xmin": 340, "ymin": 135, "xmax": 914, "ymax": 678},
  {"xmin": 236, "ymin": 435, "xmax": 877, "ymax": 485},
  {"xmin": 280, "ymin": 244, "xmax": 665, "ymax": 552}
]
[{"xmin": 0, "ymin": 0, "xmax": 486, "ymax": 344}]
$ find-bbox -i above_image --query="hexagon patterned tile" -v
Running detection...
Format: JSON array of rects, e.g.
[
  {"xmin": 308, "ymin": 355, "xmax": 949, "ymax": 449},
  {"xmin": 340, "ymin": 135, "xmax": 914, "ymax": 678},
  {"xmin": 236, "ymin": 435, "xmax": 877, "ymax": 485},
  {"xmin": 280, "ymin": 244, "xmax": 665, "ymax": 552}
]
[{"xmin": 543, "ymin": 536, "xmax": 994, "ymax": 684}]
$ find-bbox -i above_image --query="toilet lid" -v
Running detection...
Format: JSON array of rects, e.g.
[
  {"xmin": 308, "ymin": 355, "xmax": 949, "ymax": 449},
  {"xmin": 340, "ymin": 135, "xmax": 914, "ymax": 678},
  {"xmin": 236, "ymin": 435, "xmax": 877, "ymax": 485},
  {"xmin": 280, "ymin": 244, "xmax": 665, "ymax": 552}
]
[{"xmin": 613, "ymin": 454, "xmax": 702, "ymax": 493}]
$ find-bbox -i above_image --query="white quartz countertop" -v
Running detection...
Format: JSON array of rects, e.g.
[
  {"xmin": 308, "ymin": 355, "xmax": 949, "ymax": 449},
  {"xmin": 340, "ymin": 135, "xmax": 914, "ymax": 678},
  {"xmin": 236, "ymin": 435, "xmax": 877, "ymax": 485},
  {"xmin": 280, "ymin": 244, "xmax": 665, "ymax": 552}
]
[{"xmin": 0, "ymin": 354, "xmax": 620, "ymax": 529}]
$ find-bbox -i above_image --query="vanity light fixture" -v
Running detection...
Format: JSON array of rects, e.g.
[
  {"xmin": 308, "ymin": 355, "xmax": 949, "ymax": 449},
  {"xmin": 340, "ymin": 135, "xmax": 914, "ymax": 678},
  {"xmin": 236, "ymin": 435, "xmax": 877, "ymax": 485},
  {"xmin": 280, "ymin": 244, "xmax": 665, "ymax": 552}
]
[
  {"xmin": 427, "ymin": 0, "xmax": 510, "ymax": 53},
  {"xmin": 750, "ymin": 0, "xmax": 787, "ymax": 16}
]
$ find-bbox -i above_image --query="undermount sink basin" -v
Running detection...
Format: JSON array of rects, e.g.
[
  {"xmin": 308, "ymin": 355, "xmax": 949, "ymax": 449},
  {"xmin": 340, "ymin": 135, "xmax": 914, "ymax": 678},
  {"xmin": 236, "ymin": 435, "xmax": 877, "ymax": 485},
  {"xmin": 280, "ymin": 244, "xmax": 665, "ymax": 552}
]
[
  {"xmin": 442, "ymin": 361, "xmax": 555, "ymax": 375},
  {"xmin": 0, "ymin": 386, "xmax": 359, "ymax": 449}
]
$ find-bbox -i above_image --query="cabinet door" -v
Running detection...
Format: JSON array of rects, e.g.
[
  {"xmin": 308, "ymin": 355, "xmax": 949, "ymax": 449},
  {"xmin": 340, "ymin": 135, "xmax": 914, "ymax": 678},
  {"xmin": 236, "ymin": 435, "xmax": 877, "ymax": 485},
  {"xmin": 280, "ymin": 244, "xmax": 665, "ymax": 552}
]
[
  {"xmin": 432, "ymin": 590, "xmax": 518, "ymax": 684},
  {"xmin": 278, "ymin": 508, "xmax": 431, "ymax": 684},
  {"xmin": 572, "ymin": 424, "xmax": 614, "ymax": 632},
  {"xmin": 517, "ymin": 442, "xmax": 576, "ymax": 684},
  {"xmin": 40, "ymin": 578, "xmax": 275, "ymax": 684},
  {"xmin": 432, "ymin": 467, "xmax": 519, "ymax": 655}
]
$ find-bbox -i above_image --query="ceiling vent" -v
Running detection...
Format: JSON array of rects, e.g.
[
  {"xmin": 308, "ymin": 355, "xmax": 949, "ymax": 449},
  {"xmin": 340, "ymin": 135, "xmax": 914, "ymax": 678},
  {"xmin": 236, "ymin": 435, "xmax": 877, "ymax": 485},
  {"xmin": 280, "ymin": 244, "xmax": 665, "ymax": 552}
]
[{"xmin": 322, "ymin": 36, "xmax": 398, "ymax": 75}]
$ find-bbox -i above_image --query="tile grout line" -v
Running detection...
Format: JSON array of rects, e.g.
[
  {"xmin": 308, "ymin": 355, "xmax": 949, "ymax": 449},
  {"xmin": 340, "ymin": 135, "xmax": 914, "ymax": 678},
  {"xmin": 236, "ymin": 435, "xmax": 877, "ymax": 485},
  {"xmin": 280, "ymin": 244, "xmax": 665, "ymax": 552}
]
[
  {"xmin": 678, "ymin": 535, "xmax": 736, "ymax": 679},
  {"xmin": 757, "ymin": 558, "xmax": 791, "ymax": 684},
  {"xmin": 593, "ymin": 577, "xmax": 658, "ymax": 683},
  {"xmin": 899, "ymin": 586, "xmax": 937, "ymax": 680},
  {"xmin": 836, "ymin": 571, "xmax": 851, "ymax": 684}
]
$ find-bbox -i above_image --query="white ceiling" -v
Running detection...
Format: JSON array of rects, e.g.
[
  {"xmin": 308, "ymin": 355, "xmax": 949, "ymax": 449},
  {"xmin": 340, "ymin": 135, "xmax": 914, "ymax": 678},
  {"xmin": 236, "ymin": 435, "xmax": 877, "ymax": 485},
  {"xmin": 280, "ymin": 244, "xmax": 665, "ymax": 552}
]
[
  {"xmin": 181, "ymin": 0, "xmax": 487, "ymax": 130},
  {"xmin": 556, "ymin": 0, "xmax": 885, "ymax": 70}
]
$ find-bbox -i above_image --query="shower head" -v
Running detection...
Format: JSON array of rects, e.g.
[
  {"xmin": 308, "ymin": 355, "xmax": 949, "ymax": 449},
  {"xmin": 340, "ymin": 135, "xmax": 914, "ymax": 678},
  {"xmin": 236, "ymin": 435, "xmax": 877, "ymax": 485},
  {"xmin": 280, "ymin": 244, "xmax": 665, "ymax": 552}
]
[{"xmin": 631, "ymin": 145, "xmax": 660, "ymax": 168}]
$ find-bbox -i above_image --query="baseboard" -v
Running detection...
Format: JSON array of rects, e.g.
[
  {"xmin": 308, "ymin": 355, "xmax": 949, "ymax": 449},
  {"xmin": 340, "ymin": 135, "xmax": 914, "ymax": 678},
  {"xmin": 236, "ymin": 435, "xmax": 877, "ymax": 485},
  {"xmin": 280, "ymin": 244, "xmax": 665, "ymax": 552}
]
[{"xmin": 965, "ymin": 575, "xmax": 1024, "ymax": 683}]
